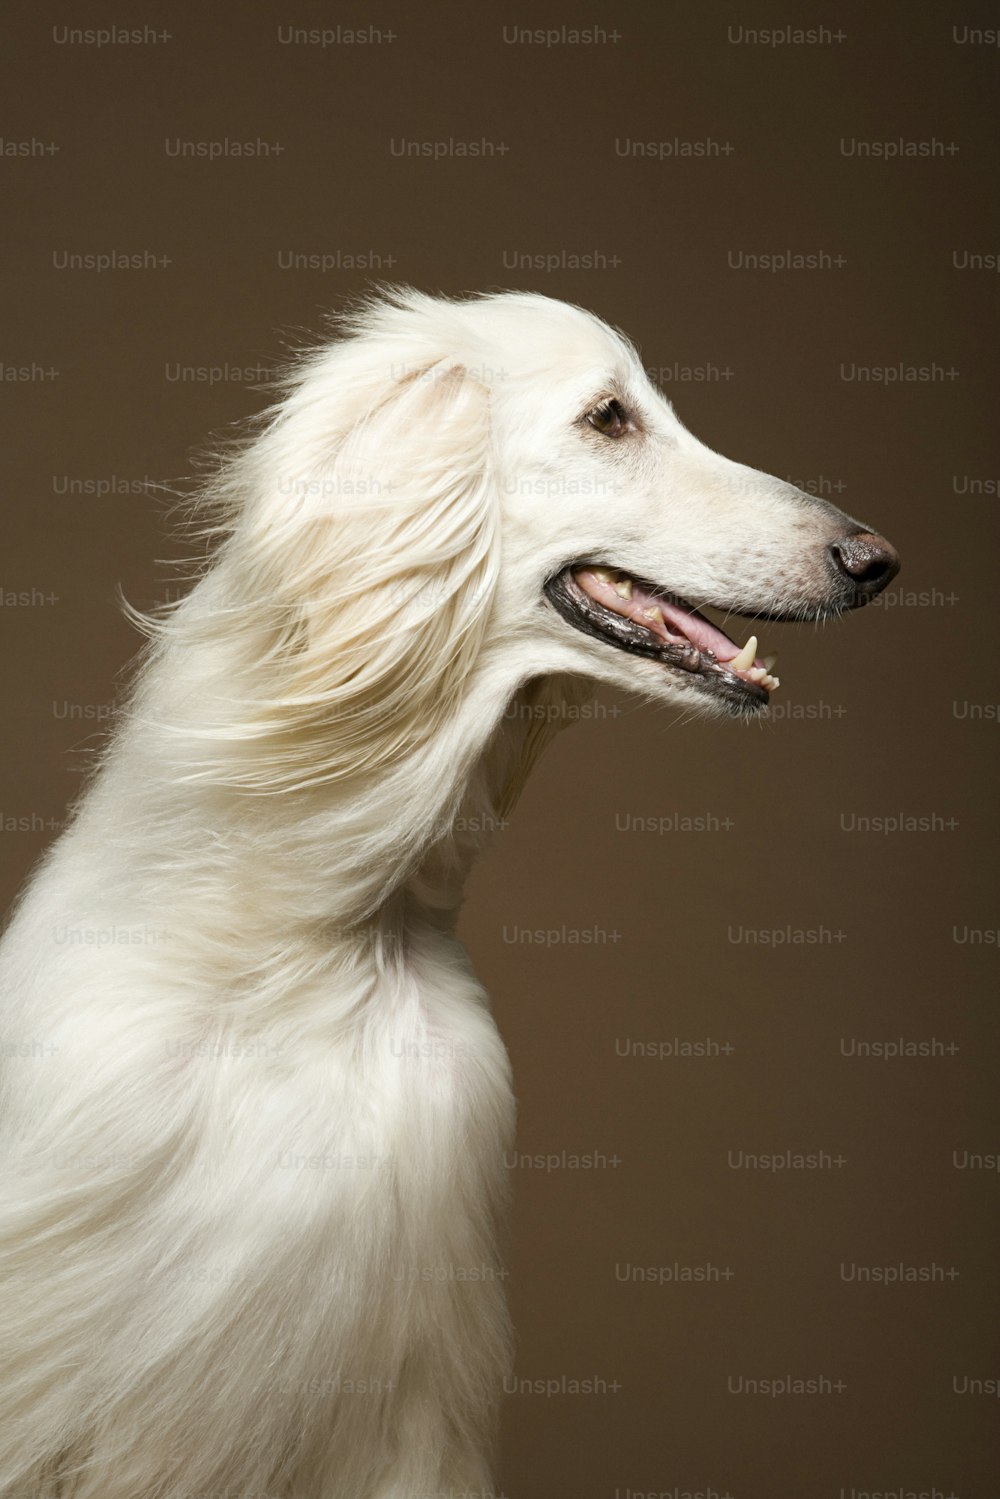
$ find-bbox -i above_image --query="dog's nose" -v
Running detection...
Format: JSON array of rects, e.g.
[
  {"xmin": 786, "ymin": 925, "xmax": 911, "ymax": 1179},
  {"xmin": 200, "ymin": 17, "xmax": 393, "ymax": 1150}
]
[{"xmin": 828, "ymin": 530, "xmax": 900, "ymax": 601}]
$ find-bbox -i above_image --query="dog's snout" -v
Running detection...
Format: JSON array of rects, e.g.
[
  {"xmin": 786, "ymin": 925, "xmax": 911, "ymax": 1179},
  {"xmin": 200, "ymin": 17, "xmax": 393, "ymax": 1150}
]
[{"xmin": 828, "ymin": 530, "xmax": 900, "ymax": 602}]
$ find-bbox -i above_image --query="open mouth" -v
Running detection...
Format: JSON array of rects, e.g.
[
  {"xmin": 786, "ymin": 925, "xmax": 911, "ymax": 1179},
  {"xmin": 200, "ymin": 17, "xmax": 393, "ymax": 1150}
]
[{"xmin": 544, "ymin": 564, "xmax": 780, "ymax": 712}]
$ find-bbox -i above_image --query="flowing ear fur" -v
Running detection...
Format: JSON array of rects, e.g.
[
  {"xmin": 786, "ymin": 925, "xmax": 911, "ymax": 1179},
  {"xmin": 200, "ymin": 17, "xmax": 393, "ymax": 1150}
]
[{"xmin": 141, "ymin": 321, "xmax": 499, "ymax": 797}]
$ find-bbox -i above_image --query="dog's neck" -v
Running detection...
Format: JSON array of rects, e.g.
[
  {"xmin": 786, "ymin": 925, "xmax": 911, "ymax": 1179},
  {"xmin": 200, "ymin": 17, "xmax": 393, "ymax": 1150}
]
[
  {"xmin": 91, "ymin": 671, "xmax": 591, "ymax": 985},
  {"xmin": 404, "ymin": 674, "xmax": 591, "ymax": 930}
]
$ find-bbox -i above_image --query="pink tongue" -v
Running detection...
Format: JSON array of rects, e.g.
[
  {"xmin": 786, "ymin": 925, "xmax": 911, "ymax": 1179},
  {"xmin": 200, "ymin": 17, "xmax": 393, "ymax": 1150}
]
[{"xmin": 576, "ymin": 568, "xmax": 749, "ymax": 665}]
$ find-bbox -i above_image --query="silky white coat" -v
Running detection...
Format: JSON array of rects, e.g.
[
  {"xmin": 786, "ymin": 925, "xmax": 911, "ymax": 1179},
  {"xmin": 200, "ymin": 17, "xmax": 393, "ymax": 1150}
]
[{"xmin": 0, "ymin": 290, "xmax": 896, "ymax": 1497}]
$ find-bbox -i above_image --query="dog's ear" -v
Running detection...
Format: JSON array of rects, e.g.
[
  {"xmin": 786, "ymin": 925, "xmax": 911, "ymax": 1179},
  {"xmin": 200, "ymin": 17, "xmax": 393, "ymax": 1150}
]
[{"xmin": 164, "ymin": 352, "xmax": 499, "ymax": 796}]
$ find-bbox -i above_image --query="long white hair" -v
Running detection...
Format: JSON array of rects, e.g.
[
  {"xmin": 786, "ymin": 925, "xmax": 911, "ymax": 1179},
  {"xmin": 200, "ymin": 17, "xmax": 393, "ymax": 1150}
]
[
  {"xmin": 0, "ymin": 290, "xmax": 575, "ymax": 1499},
  {"xmin": 0, "ymin": 288, "xmax": 893, "ymax": 1497}
]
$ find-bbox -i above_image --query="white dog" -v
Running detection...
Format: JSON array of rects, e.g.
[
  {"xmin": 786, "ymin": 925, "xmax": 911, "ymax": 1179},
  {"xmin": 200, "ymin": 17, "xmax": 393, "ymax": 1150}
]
[{"xmin": 0, "ymin": 290, "xmax": 898, "ymax": 1497}]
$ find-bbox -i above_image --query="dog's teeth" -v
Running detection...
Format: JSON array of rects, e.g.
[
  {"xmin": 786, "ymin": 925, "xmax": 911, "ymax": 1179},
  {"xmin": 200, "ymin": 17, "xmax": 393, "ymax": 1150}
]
[
  {"xmin": 590, "ymin": 567, "xmax": 614, "ymax": 584},
  {"xmin": 743, "ymin": 665, "xmax": 780, "ymax": 693},
  {"xmin": 729, "ymin": 635, "xmax": 757, "ymax": 673},
  {"xmin": 614, "ymin": 577, "xmax": 633, "ymax": 600},
  {"xmin": 642, "ymin": 606, "xmax": 664, "ymax": 624},
  {"xmin": 762, "ymin": 654, "xmax": 777, "ymax": 672}
]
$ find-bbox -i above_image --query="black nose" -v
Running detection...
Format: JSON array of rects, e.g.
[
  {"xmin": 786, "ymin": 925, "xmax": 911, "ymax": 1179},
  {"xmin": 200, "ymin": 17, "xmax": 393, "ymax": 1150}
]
[{"xmin": 829, "ymin": 530, "xmax": 900, "ymax": 602}]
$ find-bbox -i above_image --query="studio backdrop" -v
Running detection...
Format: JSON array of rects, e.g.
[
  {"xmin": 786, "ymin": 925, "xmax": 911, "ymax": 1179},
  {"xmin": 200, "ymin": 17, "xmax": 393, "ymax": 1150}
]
[{"xmin": 2, "ymin": 3, "xmax": 998, "ymax": 1495}]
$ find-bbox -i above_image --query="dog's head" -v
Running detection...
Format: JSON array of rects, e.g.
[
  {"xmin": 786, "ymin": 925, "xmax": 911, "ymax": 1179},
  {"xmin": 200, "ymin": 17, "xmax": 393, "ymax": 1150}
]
[
  {"xmin": 166, "ymin": 289, "xmax": 898, "ymax": 795},
  {"xmin": 458, "ymin": 292, "xmax": 898, "ymax": 718}
]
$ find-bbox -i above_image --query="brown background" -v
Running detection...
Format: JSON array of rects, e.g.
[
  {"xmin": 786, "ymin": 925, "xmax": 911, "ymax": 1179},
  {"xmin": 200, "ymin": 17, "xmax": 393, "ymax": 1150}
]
[{"xmin": 3, "ymin": 2, "xmax": 999, "ymax": 1494}]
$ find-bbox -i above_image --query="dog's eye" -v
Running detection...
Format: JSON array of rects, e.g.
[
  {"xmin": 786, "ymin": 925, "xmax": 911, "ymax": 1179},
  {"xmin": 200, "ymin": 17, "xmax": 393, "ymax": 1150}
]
[{"xmin": 586, "ymin": 397, "xmax": 630, "ymax": 438}]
